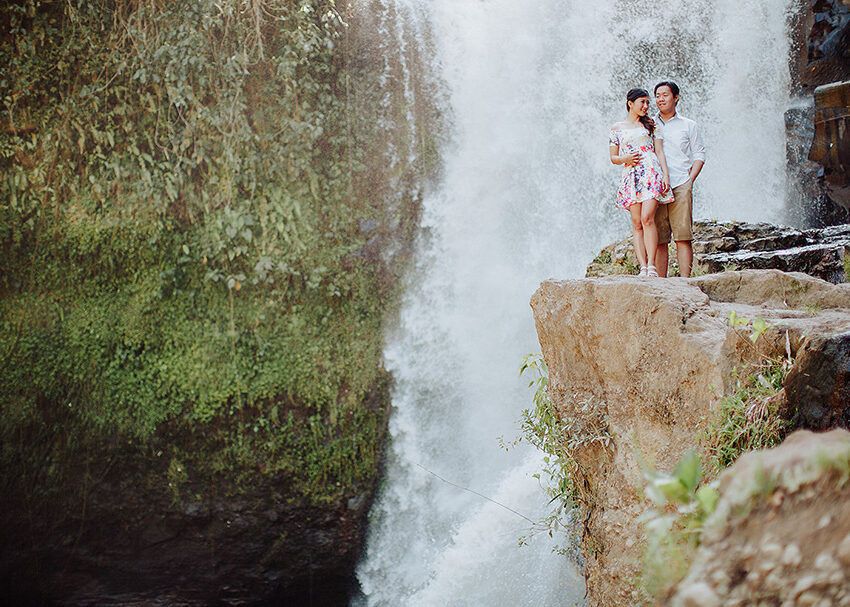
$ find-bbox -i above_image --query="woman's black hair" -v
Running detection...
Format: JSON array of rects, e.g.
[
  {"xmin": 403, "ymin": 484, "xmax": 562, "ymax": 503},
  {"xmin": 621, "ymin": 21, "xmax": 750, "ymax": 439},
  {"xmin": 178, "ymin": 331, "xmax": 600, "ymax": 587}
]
[{"xmin": 626, "ymin": 88, "xmax": 655, "ymax": 136}]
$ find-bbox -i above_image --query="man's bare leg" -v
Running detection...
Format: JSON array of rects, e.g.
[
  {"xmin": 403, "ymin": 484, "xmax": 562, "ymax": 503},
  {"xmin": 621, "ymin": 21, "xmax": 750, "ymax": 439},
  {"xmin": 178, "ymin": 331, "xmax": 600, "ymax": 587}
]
[
  {"xmin": 676, "ymin": 240, "xmax": 693, "ymax": 278},
  {"xmin": 655, "ymin": 243, "xmax": 669, "ymax": 277}
]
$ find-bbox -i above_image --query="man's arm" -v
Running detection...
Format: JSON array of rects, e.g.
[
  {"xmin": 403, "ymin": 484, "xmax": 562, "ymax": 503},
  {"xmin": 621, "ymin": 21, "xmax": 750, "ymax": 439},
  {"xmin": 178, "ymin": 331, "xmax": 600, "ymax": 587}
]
[
  {"xmin": 689, "ymin": 160, "xmax": 704, "ymax": 183},
  {"xmin": 689, "ymin": 121, "xmax": 706, "ymax": 182}
]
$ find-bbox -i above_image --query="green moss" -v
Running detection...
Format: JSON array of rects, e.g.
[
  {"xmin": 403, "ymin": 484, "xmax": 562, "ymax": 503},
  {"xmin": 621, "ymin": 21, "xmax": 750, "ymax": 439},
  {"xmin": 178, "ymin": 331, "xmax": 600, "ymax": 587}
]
[
  {"xmin": 592, "ymin": 250, "xmax": 612, "ymax": 265},
  {"xmin": 0, "ymin": 0, "xmax": 413, "ymax": 512}
]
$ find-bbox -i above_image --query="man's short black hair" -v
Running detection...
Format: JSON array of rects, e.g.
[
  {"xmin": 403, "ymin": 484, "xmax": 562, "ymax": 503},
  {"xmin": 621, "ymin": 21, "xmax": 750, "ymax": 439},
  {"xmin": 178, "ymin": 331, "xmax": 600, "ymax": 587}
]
[{"xmin": 654, "ymin": 81, "xmax": 680, "ymax": 97}]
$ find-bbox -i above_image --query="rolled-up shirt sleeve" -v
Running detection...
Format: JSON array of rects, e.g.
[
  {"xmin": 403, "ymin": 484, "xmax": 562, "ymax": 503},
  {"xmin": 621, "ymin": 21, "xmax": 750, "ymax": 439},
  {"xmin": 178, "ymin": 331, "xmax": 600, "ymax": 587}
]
[{"xmin": 690, "ymin": 121, "xmax": 706, "ymax": 163}]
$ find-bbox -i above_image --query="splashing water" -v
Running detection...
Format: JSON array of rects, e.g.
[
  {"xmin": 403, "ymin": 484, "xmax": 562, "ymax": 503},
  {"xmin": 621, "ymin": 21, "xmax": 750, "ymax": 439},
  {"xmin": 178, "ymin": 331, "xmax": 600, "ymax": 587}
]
[{"xmin": 355, "ymin": 1, "xmax": 794, "ymax": 605}]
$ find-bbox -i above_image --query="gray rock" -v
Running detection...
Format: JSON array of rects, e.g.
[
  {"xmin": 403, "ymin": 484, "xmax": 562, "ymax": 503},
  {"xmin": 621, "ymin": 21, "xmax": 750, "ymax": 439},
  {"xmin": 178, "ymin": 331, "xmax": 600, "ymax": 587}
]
[
  {"xmin": 783, "ymin": 331, "xmax": 850, "ymax": 430},
  {"xmin": 587, "ymin": 220, "xmax": 850, "ymax": 283}
]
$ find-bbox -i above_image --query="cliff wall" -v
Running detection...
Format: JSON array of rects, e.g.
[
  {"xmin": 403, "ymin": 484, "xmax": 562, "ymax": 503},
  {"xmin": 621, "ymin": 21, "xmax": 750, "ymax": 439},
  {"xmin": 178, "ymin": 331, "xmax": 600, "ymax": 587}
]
[{"xmin": 531, "ymin": 270, "xmax": 850, "ymax": 605}]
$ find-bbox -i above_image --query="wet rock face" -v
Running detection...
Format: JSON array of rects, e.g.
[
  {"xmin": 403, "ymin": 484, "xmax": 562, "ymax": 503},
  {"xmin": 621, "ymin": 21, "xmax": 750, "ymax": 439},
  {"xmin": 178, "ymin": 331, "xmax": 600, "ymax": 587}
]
[
  {"xmin": 586, "ymin": 221, "xmax": 850, "ymax": 284},
  {"xmin": 2, "ymin": 489, "xmax": 367, "ymax": 607},
  {"xmin": 809, "ymin": 81, "xmax": 850, "ymax": 209},
  {"xmin": 785, "ymin": 103, "xmax": 844, "ymax": 227},
  {"xmin": 0, "ymin": 445, "xmax": 378, "ymax": 606},
  {"xmin": 672, "ymin": 430, "xmax": 850, "ymax": 607},
  {"xmin": 787, "ymin": 1, "xmax": 849, "ymax": 224},
  {"xmin": 794, "ymin": 0, "xmax": 850, "ymax": 88}
]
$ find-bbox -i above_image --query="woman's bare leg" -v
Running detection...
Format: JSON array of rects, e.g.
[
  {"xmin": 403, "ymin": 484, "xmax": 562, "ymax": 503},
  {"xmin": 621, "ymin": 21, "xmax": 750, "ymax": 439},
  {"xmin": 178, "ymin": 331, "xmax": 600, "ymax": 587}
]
[
  {"xmin": 629, "ymin": 203, "xmax": 647, "ymax": 268},
  {"xmin": 641, "ymin": 198, "xmax": 659, "ymax": 268}
]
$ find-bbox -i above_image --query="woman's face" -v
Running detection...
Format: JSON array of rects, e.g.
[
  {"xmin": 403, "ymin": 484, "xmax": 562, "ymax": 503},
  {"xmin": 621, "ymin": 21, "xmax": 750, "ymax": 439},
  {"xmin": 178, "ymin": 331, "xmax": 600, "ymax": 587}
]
[{"xmin": 629, "ymin": 96, "xmax": 650, "ymax": 116}]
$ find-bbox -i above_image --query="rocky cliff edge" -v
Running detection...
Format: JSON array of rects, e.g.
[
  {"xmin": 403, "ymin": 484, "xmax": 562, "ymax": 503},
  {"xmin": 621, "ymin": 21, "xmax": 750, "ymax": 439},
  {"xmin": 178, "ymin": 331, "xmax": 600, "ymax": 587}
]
[{"xmin": 531, "ymin": 270, "xmax": 850, "ymax": 606}]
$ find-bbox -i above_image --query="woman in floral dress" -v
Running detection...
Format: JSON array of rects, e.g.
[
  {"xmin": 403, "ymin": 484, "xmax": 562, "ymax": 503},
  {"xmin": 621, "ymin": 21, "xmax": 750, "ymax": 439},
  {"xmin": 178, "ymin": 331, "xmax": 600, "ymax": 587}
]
[{"xmin": 609, "ymin": 88, "xmax": 673, "ymax": 277}]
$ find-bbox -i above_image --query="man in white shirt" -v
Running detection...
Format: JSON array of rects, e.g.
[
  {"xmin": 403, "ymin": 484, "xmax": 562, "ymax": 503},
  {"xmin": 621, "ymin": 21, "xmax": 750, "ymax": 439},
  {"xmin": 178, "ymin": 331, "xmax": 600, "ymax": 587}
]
[{"xmin": 653, "ymin": 81, "xmax": 705, "ymax": 277}]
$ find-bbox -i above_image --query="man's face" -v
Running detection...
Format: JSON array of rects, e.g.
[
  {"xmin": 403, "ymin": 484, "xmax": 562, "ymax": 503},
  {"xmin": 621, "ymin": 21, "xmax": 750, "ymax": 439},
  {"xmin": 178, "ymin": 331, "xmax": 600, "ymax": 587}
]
[{"xmin": 655, "ymin": 86, "xmax": 678, "ymax": 115}]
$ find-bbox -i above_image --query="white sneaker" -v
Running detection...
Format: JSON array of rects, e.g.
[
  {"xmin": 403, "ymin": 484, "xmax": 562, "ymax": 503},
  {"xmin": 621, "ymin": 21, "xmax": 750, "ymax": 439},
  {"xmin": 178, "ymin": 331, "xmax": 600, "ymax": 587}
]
[{"xmin": 639, "ymin": 266, "xmax": 648, "ymax": 277}]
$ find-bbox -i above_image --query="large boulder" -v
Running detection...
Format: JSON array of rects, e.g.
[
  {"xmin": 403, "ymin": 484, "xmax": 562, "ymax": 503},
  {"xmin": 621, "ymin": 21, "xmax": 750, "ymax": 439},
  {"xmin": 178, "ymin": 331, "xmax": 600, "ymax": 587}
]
[
  {"xmin": 530, "ymin": 270, "xmax": 850, "ymax": 607},
  {"xmin": 672, "ymin": 429, "xmax": 850, "ymax": 607}
]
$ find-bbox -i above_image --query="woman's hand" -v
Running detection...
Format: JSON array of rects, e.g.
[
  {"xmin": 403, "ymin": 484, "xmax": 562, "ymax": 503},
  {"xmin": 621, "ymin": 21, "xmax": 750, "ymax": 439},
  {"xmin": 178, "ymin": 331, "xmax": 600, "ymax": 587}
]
[
  {"xmin": 622, "ymin": 151, "xmax": 640, "ymax": 167},
  {"xmin": 662, "ymin": 173, "xmax": 670, "ymax": 192}
]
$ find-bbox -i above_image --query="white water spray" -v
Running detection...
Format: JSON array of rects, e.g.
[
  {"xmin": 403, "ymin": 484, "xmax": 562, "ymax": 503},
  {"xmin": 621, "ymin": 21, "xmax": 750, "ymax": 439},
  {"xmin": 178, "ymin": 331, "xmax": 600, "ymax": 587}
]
[{"xmin": 356, "ymin": 1, "xmax": 795, "ymax": 605}]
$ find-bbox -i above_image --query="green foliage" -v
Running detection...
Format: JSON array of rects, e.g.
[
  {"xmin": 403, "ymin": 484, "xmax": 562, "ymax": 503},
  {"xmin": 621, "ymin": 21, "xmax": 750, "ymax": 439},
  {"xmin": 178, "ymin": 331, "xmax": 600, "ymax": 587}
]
[
  {"xmin": 726, "ymin": 311, "xmax": 769, "ymax": 343},
  {"xmin": 702, "ymin": 356, "xmax": 791, "ymax": 472},
  {"xmin": 700, "ymin": 313, "xmax": 792, "ymax": 472},
  {"xmin": 513, "ymin": 354, "xmax": 613, "ymax": 554},
  {"xmin": 0, "ymin": 0, "xmax": 411, "ymax": 509},
  {"xmin": 585, "ymin": 245, "xmax": 640, "ymax": 277},
  {"xmin": 591, "ymin": 249, "xmax": 612, "ymax": 265},
  {"xmin": 639, "ymin": 450, "xmax": 720, "ymax": 600}
]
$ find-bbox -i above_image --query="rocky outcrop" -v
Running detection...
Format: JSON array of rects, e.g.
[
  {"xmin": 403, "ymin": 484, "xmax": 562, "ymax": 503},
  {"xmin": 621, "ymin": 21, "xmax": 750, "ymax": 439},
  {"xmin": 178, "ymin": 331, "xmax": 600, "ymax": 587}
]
[
  {"xmin": 783, "ymin": 329, "xmax": 850, "ymax": 430},
  {"xmin": 672, "ymin": 429, "xmax": 850, "ymax": 607},
  {"xmin": 694, "ymin": 221, "xmax": 850, "ymax": 282},
  {"xmin": 4, "ymin": 486, "xmax": 370, "ymax": 606},
  {"xmin": 1, "ymin": 382, "xmax": 390, "ymax": 607},
  {"xmin": 586, "ymin": 221, "xmax": 850, "ymax": 283},
  {"xmin": 786, "ymin": 1, "xmax": 849, "ymax": 224},
  {"xmin": 809, "ymin": 81, "xmax": 850, "ymax": 208},
  {"xmin": 531, "ymin": 270, "xmax": 850, "ymax": 606}
]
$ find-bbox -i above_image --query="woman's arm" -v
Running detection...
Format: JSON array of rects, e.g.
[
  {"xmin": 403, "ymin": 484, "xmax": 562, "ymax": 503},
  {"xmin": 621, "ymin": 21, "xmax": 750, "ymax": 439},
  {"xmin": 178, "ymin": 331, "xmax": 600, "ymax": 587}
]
[{"xmin": 610, "ymin": 145, "xmax": 640, "ymax": 166}]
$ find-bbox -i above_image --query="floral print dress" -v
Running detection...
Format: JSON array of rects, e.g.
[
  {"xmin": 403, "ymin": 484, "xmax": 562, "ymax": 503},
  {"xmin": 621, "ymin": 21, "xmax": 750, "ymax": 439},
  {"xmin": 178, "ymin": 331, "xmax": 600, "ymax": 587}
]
[{"xmin": 609, "ymin": 124, "xmax": 673, "ymax": 209}]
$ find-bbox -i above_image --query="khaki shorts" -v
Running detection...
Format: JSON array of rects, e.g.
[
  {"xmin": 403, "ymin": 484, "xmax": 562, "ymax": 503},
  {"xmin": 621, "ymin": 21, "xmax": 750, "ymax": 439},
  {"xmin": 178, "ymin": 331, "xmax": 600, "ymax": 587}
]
[{"xmin": 655, "ymin": 180, "xmax": 693, "ymax": 245}]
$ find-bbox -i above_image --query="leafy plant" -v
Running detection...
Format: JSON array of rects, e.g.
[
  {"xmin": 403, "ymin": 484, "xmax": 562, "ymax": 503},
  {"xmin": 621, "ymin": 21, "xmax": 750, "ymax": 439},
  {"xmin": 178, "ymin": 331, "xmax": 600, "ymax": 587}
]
[
  {"xmin": 702, "ymin": 356, "xmax": 791, "ymax": 472},
  {"xmin": 512, "ymin": 354, "xmax": 613, "ymax": 555},
  {"xmin": 700, "ymin": 313, "xmax": 792, "ymax": 472},
  {"xmin": 727, "ymin": 311, "xmax": 770, "ymax": 344},
  {"xmin": 639, "ymin": 450, "xmax": 719, "ymax": 600}
]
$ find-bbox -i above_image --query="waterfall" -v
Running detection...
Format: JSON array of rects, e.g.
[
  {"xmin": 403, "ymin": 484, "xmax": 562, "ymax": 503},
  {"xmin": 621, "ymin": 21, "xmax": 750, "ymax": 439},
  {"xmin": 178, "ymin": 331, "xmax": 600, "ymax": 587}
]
[{"xmin": 355, "ymin": 1, "xmax": 795, "ymax": 605}]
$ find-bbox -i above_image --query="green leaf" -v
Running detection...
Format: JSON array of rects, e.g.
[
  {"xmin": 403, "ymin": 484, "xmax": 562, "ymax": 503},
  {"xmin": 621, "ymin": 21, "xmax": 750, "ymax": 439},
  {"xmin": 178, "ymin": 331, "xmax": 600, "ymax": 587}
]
[
  {"xmin": 750, "ymin": 317, "xmax": 768, "ymax": 343},
  {"xmin": 695, "ymin": 484, "xmax": 719, "ymax": 516},
  {"xmin": 673, "ymin": 450, "xmax": 702, "ymax": 493},
  {"xmin": 654, "ymin": 475, "xmax": 690, "ymax": 504}
]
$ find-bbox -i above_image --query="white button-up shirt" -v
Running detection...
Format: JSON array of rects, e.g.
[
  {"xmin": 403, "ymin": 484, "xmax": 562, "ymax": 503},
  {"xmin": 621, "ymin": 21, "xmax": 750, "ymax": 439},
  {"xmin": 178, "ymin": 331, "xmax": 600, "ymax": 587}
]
[{"xmin": 657, "ymin": 113, "xmax": 705, "ymax": 188}]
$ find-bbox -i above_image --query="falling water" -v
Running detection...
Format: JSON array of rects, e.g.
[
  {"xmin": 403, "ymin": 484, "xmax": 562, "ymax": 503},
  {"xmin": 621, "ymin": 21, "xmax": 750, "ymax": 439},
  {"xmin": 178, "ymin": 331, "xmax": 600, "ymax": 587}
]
[{"xmin": 355, "ymin": 1, "xmax": 795, "ymax": 605}]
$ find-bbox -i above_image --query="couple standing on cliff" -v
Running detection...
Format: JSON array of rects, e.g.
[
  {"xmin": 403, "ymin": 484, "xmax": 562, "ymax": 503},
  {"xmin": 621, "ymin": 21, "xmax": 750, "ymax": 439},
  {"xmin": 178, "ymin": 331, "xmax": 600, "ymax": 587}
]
[{"xmin": 608, "ymin": 82, "xmax": 706, "ymax": 278}]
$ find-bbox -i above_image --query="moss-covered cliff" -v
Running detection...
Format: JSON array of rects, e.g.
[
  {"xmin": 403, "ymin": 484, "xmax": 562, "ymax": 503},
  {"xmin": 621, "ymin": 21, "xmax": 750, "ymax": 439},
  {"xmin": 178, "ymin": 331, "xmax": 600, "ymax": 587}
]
[{"xmin": 0, "ymin": 0, "xmax": 439, "ymax": 602}]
